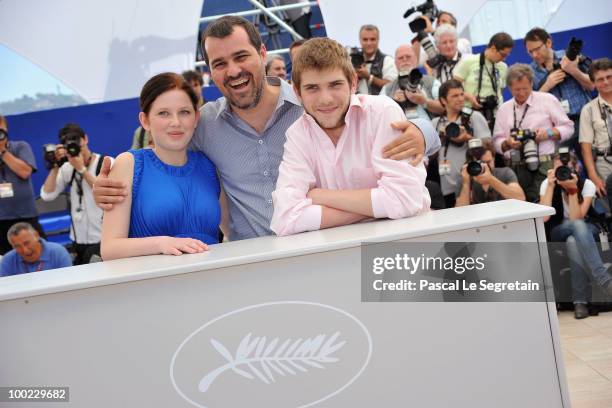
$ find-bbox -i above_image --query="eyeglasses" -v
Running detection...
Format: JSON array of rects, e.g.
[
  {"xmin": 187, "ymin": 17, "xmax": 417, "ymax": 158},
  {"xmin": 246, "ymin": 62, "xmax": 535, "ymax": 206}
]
[{"xmin": 527, "ymin": 43, "xmax": 546, "ymax": 55}]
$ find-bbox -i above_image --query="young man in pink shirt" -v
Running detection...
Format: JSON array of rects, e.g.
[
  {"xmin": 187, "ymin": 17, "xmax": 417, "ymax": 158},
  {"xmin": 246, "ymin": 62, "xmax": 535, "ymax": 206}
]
[{"xmin": 271, "ymin": 38, "xmax": 431, "ymax": 236}]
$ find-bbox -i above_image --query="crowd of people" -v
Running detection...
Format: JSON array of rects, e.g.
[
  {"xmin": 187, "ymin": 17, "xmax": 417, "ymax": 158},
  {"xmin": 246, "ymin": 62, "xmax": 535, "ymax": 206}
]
[{"xmin": 1, "ymin": 12, "xmax": 611, "ymax": 319}]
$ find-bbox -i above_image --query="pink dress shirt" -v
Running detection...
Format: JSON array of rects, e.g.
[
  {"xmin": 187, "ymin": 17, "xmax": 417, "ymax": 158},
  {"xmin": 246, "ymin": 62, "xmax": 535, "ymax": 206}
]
[
  {"xmin": 492, "ymin": 91, "xmax": 574, "ymax": 156},
  {"xmin": 270, "ymin": 94, "xmax": 431, "ymax": 236}
]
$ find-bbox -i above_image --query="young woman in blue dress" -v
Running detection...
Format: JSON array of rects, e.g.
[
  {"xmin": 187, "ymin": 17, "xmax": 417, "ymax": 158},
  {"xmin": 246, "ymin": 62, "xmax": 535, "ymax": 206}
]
[{"xmin": 101, "ymin": 72, "xmax": 221, "ymax": 260}]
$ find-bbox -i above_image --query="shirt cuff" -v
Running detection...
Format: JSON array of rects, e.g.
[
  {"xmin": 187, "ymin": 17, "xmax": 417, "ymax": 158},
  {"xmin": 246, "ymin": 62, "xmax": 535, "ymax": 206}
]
[
  {"xmin": 294, "ymin": 204, "xmax": 323, "ymax": 232},
  {"xmin": 410, "ymin": 118, "xmax": 440, "ymax": 157},
  {"xmin": 370, "ymin": 189, "xmax": 387, "ymax": 219}
]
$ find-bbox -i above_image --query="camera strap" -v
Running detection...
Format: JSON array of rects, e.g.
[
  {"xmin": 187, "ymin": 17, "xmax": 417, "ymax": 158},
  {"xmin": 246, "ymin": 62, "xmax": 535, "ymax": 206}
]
[
  {"xmin": 513, "ymin": 103, "xmax": 530, "ymax": 130},
  {"xmin": 477, "ymin": 52, "xmax": 498, "ymax": 99},
  {"xmin": 439, "ymin": 52, "xmax": 461, "ymax": 83},
  {"xmin": 597, "ymin": 99, "xmax": 612, "ymax": 160},
  {"xmin": 435, "ymin": 117, "xmax": 452, "ymax": 159}
]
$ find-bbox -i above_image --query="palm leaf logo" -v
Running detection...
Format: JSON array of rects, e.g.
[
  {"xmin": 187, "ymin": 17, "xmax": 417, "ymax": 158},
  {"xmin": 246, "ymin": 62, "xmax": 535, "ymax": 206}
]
[{"xmin": 198, "ymin": 331, "xmax": 346, "ymax": 393}]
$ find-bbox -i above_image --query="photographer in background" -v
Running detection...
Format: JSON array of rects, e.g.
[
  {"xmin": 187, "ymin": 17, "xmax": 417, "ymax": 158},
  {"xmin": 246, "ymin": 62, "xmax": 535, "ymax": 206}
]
[
  {"xmin": 493, "ymin": 64, "xmax": 574, "ymax": 202},
  {"xmin": 265, "ymin": 54, "xmax": 287, "ymax": 81},
  {"xmin": 381, "ymin": 44, "xmax": 443, "ymax": 121},
  {"xmin": 525, "ymin": 28, "xmax": 594, "ymax": 157},
  {"xmin": 579, "ymin": 58, "xmax": 612, "ymax": 202},
  {"xmin": 0, "ymin": 114, "xmax": 46, "ymax": 255},
  {"xmin": 355, "ymin": 24, "xmax": 397, "ymax": 95},
  {"xmin": 424, "ymin": 24, "xmax": 466, "ymax": 84},
  {"xmin": 540, "ymin": 149, "xmax": 612, "ymax": 318},
  {"xmin": 454, "ymin": 32, "xmax": 514, "ymax": 131},
  {"xmin": 41, "ymin": 123, "xmax": 107, "ymax": 265},
  {"xmin": 456, "ymin": 138, "xmax": 524, "ymax": 206},
  {"xmin": 433, "ymin": 80, "xmax": 491, "ymax": 208}
]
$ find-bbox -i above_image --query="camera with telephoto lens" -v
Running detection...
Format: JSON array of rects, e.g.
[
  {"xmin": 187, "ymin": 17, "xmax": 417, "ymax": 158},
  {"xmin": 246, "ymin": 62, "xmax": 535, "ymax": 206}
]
[
  {"xmin": 466, "ymin": 138, "xmax": 487, "ymax": 176},
  {"xmin": 403, "ymin": 1, "xmax": 444, "ymax": 69},
  {"xmin": 554, "ymin": 146, "xmax": 573, "ymax": 181},
  {"xmin": 0, "ymin": 129, "xmax": 7, "ymax": 141},
  {"xmin": 552, "ymin": 37, "xmax": 583, "ymax": 71},
  {"xmin": 443, "ymin": 108, "xmax": 474, "ymax": 146},
  {"xmin": 397, "ymin": 68, "xmax": 423, "ymax": 109},
  {"xmin": 511, "ymin": 128, "xmax": 539, "ymax": 172},
  {"xmin": 347, "ymin": 47, "xmax": 365, "ymax": 69}
]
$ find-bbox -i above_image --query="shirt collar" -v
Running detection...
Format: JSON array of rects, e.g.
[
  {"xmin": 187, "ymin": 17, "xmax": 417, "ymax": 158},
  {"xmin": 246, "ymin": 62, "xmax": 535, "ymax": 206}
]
[
  {"xmin": 598, "ymin": 95, "xmax": 611, "ymax": 109},
  {"xmin": 215, "ymin": 76, "xmax": 301, "ymax": 120},
  {"xmin": 514, "ymin": 92, "xmax": 534, "ymax": 108}
]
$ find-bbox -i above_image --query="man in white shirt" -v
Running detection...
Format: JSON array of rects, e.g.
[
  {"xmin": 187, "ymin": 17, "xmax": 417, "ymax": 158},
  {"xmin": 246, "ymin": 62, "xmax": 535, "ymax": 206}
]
[{"xmin": 41, "ymin": 123, "xmax": 108, "ymax": 264}]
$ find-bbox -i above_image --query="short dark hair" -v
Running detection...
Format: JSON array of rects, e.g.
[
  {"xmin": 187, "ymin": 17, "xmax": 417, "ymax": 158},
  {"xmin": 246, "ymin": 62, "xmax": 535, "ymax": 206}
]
[
  {"xmin": 139, "ymin": 72, "xmax": 198, "ymax": 115},
  {"xmin": 589, "ymin": 57, "xmax": 612, "ymax": 81},
  {"xmin": 438, "ymin": 79, "xmax": 464, "ymax": 104},
  {"xmin": 182, "ymin": 70, "xmax": 203, "ymax": 86},
  {"xmin": 201, "ymin": 16, "xmax": 263, "ymax": 65},
  {"xmin": 466, "ymin": 138, "xmax": 495, "ymax": 161},
  {"xmin": 488, "ymin": 32, "xmax": 514, "ymax": 51},
  {"xmin": 437, "ymin": 11, "xmax": 457, "ymax": 26},
  {"xmin": 524, "ymin": 27, "xmax": 551, "ymax": 45},
  {"xmin": 290, "ymin": 39, "xmax": 306, "ymax": 52},
  {"xmin": 58, "ymin": 123, "xmax": 85, "ymax": 142}
]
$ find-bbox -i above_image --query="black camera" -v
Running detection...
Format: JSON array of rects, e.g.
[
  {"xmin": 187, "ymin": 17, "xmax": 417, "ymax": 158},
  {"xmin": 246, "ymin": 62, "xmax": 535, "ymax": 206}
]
[
  {"xmin": 347, "ymin": 47, "xmax": 365, "ymax": 69},
  {"xmin": 404, "ymin": 1, "xmax": 444, "ymax": 69},
  {"xmin": 0, "ymin": 129, "xmax": 7, "ymax": 141},
  {"xmin": 61, "ymin": 133, "xmax": 81, "ymax": 157},
  {"xmin": 552, "ymin": 37, "xmax": 584, "ymax": 71},
  {"xmin": 42, "ymin": 144, "xmax": 66, "ymax": 170},
  {"xmin": 511, "ymin": 128, "xmax": 539, "ymax": 171},
  {"xmin": 477, "ymin": 95, "xmax": 498, "ymax": 131},
  {"xmin": 397, "ymin": 69, "xmax": 423, "ymax": 109},
  {"xmin": 555, "ymin": 146, "xmax": 573, "ymax": 181},
  {"xmin": 403, "ymin": 0, "xmax": 439, "ymax": 22},
  {"xmin": 466, "ymin": 138, "xmax": 486, "ymax": 176},
  {"xmin": 565, "ymin": 37, "xmax": 583, "ymax": 62}
]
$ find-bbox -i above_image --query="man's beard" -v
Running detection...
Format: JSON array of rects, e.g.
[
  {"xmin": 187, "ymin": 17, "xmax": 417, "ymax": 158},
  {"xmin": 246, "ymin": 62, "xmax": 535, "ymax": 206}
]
[{"xmin": 226, "ymin": 72, "xmax": 265, "ymax": 110}]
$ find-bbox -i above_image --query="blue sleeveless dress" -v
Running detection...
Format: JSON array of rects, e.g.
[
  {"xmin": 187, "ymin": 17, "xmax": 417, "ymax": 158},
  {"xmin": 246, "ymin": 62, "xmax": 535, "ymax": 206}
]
[{"xmin": 128, "ymin": 149, "xmax": 220, "ymax": 244}]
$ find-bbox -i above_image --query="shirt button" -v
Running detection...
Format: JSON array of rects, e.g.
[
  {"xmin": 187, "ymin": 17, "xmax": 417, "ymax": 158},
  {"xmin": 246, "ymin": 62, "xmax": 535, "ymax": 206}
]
[
  {"xmin": 267, "ymin": 199, "xmax": 273, "ymax": 204},
  {"xmin": 258, "ymin": 139, "xmax": 264, "ymax": 145},
  {"xmin": 263, "ymin": 170, "xmax": 269, "ymax": 176}
]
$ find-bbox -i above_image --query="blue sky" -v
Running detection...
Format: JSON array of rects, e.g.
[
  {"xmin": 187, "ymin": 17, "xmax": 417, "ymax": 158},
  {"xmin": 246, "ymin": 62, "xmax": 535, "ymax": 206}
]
[{"xmin": 0, "ymin": 44, "xmax": 77, "ymax": 103}]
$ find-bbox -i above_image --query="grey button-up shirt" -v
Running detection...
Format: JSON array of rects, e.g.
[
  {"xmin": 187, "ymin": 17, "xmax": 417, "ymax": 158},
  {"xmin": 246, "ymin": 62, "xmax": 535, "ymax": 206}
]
[{"xmin": 191, "ymin": 77, "xmax": 440, "ymax": 240}]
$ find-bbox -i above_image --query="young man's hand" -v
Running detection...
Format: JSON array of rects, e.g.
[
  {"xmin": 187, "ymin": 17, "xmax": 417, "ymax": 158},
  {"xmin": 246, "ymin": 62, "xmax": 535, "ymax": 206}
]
[{"xmin": 383, "ymin": 121, "xmax": 425, "ymax": 165}]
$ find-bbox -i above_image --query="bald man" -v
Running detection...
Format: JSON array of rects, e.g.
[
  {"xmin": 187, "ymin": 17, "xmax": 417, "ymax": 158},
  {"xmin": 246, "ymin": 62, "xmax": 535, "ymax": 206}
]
[{"xmin": 380, "ymin": 45, "xmax": 444, "ymax": 121}]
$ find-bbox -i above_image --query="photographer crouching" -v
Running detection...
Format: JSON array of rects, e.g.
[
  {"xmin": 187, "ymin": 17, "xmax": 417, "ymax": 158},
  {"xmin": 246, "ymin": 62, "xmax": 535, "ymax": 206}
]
[
  {"xmin": 41, "ymin": 124, "xmax": 108, "ymax": 265},
  {"xmin": 540, "ymin": 148, "xmax": 612, "ymax": 318},
  {"xmin": 493, "ymin": 63, "xmax": 574, "ymax": 202},
  {"xmin": 455, "ymin": 138, "xmax": 525, "ymax": 206}
]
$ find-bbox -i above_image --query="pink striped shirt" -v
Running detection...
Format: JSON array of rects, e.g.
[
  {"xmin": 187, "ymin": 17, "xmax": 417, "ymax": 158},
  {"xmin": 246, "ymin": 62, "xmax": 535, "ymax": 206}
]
[{"xmin": 271, "ymin": 94, "xmax": 431, "ymax": 236}]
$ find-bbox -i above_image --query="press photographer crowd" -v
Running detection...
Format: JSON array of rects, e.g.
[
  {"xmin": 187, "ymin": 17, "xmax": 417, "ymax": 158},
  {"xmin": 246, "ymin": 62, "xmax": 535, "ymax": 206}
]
[{"xmin": 1, "ymin": 4, "xmax": 612, "ymax": 318}]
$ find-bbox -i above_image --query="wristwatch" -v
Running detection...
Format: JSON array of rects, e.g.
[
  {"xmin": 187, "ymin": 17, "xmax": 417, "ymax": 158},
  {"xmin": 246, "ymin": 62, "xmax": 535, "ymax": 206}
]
[
  {"xmin": 368, "ymin": 74, "xmax": 374, "ymax": 85},
  {"xmin": 546, "ymin": 129, "xmax": 554, "ymax": 140}
]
